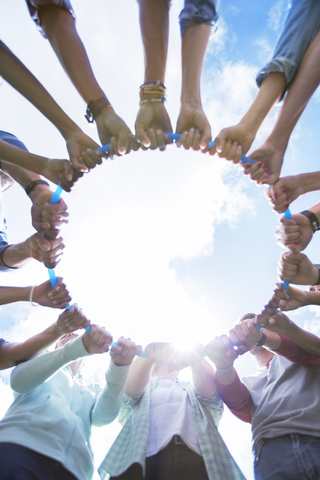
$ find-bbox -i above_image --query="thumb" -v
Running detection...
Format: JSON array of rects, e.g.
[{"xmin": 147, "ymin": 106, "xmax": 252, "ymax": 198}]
[
  {"xmin": 214, "ymin": 129, "xmax": 227, "ymax": 153},
  {"xmin": 200, "ymin": 128, "xmax": 212, "ymax": 150}
]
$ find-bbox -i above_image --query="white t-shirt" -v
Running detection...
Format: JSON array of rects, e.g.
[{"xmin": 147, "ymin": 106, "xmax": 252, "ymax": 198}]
[{"xmin": 146, "ymin": 378, "xmax": 201, "ymax": 457}]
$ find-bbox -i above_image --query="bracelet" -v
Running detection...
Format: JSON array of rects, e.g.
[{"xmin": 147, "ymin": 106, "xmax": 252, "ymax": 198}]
[
  {"xmin": 313, "ymin": 264, "xmax": 320, "ymax": 286},
  {"xmin": 254, "ymin": 328, "xmax": 266, "ymax": 347},
  {"xmin": 215, "ymin": 365, "xmax": 234, "ymax": 372},
  {"xmin": 140, "ymin": 80, "xmax": 166, "ymax": 90},
  {"xmin": 25, "ymin": 180, "xmax": 49, "ymax": 196},
  {"xmin": 300, "ymin": 210, "xmax": 320, "ymax": 233},
  {"xmin": 139, "ymin": 96, "xmax": 166, "ymax": 106},
  {"xmin": 85, "ymin": 97, "xmax": 113, "ymax": 123},
  {"xmin": 29, "ymin": 285, "xmax": 38, "ymax": 307}
]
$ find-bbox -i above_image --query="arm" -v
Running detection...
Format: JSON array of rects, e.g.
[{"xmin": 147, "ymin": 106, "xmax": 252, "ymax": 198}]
[
  {"xmin": 255, "ymin": 304, "xmax": 320, "ymax": 358},
  {"xmin": 92, "ymin": 337, "xmax": 142, "ymax": 426},
  {"xmin": 1, "ymin": 233, "xmax": 64, "ymax": 269},
  {"xmin": 277, "ymin": 252, "xmax": 319, "ymax": 286},
  {"xmin": 267, "ymin": 172, "xmax": 320, "ymax": 214},
  {"xmin": 0, "ymin": 41, "xmax": 101, "ymax": 171},
  {"xmin": 275, "ymin": 205, "xmax": 320, "ymax": 252},
  {"xmin": 214, "ymin": 73, "xmax": 286, "ymax": 161},
  {"xmin": 134, "ymin": 0, "xmax": 173, "ymax": 150},
  {"xmin": 37, "ymin": 5, "xmax": 136, "ymax": 156},
  {"xmin": 1, "ymin": 306, "xmax": 89, "ymax": 371},
  {"xmin": 205, "ymin": 335, "xmax": 252, "ymax": 423},
  {"xmin": 244, "ymin": 29, "xmax": 320, "ymax": 186},
  {"xmin": 0, "ymin": 277, "xmax": 70, "ymax": 308},
  {"xmin": 125, "ymin": 342, "xmax": 174, "ymax": 396},
  {"xmin": 0, "ymin": 140, "xmax": 76, "ymax": 192},
  {"xmin": 176, "ymin": 23, "xmax": 212, "ymax": 151}
]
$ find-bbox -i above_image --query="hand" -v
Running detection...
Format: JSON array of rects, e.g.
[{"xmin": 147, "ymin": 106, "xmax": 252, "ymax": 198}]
[
  {"xmin": 243, "ymin": 141, "xmax": 284, "ymax": 186},
  {"xmin": 27, "ymin": 233, "xmax": 64, "ymax": 269},
  {"xmin": 65, "ymin": 129, "xmax": 104, "ymax": 172},
  {"xmin": 95, "ymin": 108, "xmax": 139, "ymax": 157},
  {"xmin": 56, "ymin": 304, "xmax": 90, "ymax": 334},
  {"xmin": 205, "ymin": 335, "xmax": 238, "ymax": 370},
  {"xmin": 277, "ymin": 252, "xmax": 318, "ymax": 285},
  {"xmin": 41, "ymin": 158, "xmax": 82, "ymax": 193},
  {"xmin": 134, "ymin": 103, "xmax": 173, "ymax": 150},
  {"xmin": 145, "ymin": 342, "xmax": 176, "ymax": 365},
  {"xmin": 168, "ymin": 344, "xmax": 206, "ymax": 372},
  {"xmin": 213, "ymin": 122, "xmax": 255, "ymax": 162},
  {"xmin": 110, "ymin": 337, "xmax": 142, "ymax": 366},
  {"xmin": 229, "ymin": 319, "xmax": 262, "ymax": 354},
  {"xmin": 30, "ymin": 189, "xmax": 68, "ymax": 237},
  {"xmin": 267, "ymin": 175, "xmax": 303, "ymax": 214},
  {"xmin": 275, "ymin": 215, "xmax": 313, "ymax": 252},
  {"xmin": 255, "ymin": 306, "xmax": 292, "ymax": 335},
  {"xmin": 33, "ymin": 277, "xmax": 71, "ymax": 309},
  {"xmin": 82, "ymin": 324, "xmax": 113, "ymax": 354},
  {"xmin": 273, "ymin": 283, "xmax": 308, "ymax": 311},
  {"xmin": 175, "ymin": 104, "xmax": 211, "ymax": 151}
]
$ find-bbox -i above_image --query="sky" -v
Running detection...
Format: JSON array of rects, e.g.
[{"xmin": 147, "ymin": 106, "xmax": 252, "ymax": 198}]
[{"xmin": 0, "ymin": 1, "xmax": 320, "ymax": 479}]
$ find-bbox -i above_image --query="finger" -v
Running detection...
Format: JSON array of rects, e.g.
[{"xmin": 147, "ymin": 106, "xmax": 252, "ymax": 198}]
[
  {"xmin": 192, "ymin": 129, "xmax": 202, "ymax": 151},
  {"xmin": 156, "ymin": 130, "xmax": 166, "ymax": 151},
  {"xmin": 176, "ymin": 131, "xmax": 188, "ymax": 148},
  {"xmin": 135, "ymin": 123, "xmax": 151, "ymax": 148},
  {"xmin": 225, "ymin": 141, "xmax": 238, "ymax": 162},
  {"xmin": 199, "ymin": 128, "xmax": 212, "ymax": 151},
  {"xmin": 218, "ymin": 139, "xmax": 232, "ymax": 159},
  {"xmin": 183, "ymin": 128, "xmax": 195, "ymax": 150},
  {"xmin": 148, "ymin": 129, "xmax": 158, "ymax": 150},
  {"xmin": 117, "ymin": 129, "xmax": 130, "ymax": 155}
]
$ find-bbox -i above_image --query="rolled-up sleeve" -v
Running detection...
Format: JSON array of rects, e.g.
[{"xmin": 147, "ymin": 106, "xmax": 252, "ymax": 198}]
[
  {"xmin": 179, "ymin": 0, "xmax": 219, "ymax": 37},
  {"xmin": 25, "ymin": 0, "xmax": 75, "ymax": 37},
  {"xmin": 256, "ymin": 0, "xmax": 320, "ymax": 98}
]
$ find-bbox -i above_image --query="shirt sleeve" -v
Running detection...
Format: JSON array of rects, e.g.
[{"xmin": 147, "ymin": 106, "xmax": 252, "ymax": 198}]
[
  {"xmin": 274, "ymin": 334, "xmax": 320, "ymax": 365},
  {"xmin": 179, "ymin": 0, "xmax": 219, "ymax": 37},
  {"xmin": 256, "ymin": 0, "xmax": 320, "ymax": 99},
  {"xmin": 195, "ymin": 389, "xmax": 224, "ymax": 427},
  {"xmin": 91, "ymin": 362, "xmax": 131, "ymax": 427},
  {"xmin": 26, "ymin": 0, "xmax": 75, "ymax": 38},
  {"xmin": 215, "ymin": 371, "xmax": 252, "ymax": 423},
  {"xmin": 10, "ymin": 336, "xmax": 91, "ymax": 393},
  {"xmin": 0, "ymin": 227, "xmax": 15, "ymax": 273}
]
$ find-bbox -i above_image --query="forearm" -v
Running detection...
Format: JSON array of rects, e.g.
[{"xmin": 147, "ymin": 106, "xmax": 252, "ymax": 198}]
[
  {"xmin": 240, "ymin": 72, "xmax": 286, "ymax": 137},
  {"xmin": 0, "ymin": 41, "xmax": 79, "ymax": 138},
  {"xmin": 10, "ymin": 336, "xmax": 90, "ymax": 393},
  {"xmin": 0, "ymin": 322, "xmax": 63, "ymax": 370},
  {"xmin": 0, "ymin": 286, "xmax": 32, "ymax": 305},
  {"xmin": 1, "ymin": 240, "xmax": 32, "ymax": 269},
  {"xmin": 124, "ymin": 356, "xmax": 153, "ymax": 396},
  {"xmin": 215, "ymin": 369, "xmax": 252, "ymax": 423},
  {"xmin": 38, "ymin": 6, "xmax": 105, "ymax": 104},
  {"xmin": 138, "ymin": 0, "xmax": 169, "ymax": 82},
  {"xmin": 92, "ymin": 362, "xmax": 130, "ymax": 426},
  {"xmin": 277, "ymin": 326, "xmax": 320, "ymax": 357},
  {"xmin": 180, "ymin": 23, "xmax": 210, "ymax": 105},
  {"xmin": 191, "ymin": 358, "xmax": 217, "ymax": 397},
  {"xmin": 267, "ymin": 31, "xmax": 320, "ymax": 151},
  {"xmin": 0, "ymin": 141, "xmax": 50, "ymax": 176}
]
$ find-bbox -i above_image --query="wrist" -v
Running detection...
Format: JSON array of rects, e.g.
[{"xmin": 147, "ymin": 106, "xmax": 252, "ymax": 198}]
[
  {"xmin": 265, "ymin": 132, "xmax": 288, "ymax": 153},
  {"xmin": 26, "ymin": 180, "xmax": 51, "ymax": 202},
  {"xmin": 180, "ymin": 96, "xmax": 202, "ymax": 109}
]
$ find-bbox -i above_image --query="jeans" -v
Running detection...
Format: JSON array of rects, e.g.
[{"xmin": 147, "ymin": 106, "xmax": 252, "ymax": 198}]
[
  {"xmin": 110, "ymin": 435, "xmax": 209, "ymax": 480},
  {"xmin": 0, "ymin": 443, "xmax": 79, "ymax": 480},
  {"xmin": 256, "ymin": 0, "xmax": 320, "ymax": 97},
  {"xmin": 254, "ymin": 434, "xmax": 320, "ymax": 480}
]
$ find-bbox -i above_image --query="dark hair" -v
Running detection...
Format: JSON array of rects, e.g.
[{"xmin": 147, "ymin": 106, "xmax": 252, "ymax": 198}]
[{"xmin": 239, "ymin": 313, "xmax": 256, "ymax": 323}]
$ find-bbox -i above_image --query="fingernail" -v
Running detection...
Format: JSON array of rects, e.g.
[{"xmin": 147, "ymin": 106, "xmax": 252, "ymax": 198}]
[
  {"xmin": 274, "ymin": 193, "xmax": 278, "ymax": 200},
  {"xmin": 257, "ymin": 162, "xmax": 262, "ymax": 167},
  {"xmin": 265, "ymin": 168, "xmax": 270, "ymax": 173},
  {"xmin": 216, "ymin": 144, "xmax": 222, "ymax": 153},
  {"xmin": 283, "ymin": 187, "xmax": 288, "ymax": 193},
  {"xmin": 286, "ymin": 196, "xmax": 290, "ymax": 201}
]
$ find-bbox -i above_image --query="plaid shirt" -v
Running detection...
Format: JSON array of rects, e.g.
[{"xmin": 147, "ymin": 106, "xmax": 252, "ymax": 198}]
[{"xmin": 99, "ymin": 378, "xmax": 245, "ymax": 480}]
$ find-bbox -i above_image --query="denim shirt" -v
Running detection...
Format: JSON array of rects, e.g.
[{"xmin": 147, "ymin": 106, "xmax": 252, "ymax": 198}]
[{"xmin": 257, "ymin": 0, "xmax": 320, "ymax": 98}]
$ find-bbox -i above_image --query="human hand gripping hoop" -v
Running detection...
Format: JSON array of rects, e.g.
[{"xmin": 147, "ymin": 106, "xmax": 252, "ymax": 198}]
[{"xmin": 46, "ymin": 133, "xmax": 293, "ymax": 356}]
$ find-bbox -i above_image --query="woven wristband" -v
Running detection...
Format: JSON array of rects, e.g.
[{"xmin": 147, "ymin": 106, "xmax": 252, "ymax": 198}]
[
  {"xmin": 300, "ymin": 210, "xmax": 320, "ymax": 233},
  {"xmin": 313, "ymin": 264, "xmax": 320, "ymax": 286}
]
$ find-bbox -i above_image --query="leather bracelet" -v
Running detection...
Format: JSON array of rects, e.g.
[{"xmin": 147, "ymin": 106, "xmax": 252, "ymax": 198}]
[
  {"xmin": 254, "ymin": 328, "xmax": 266, "ymax": 347},
  {"xmin": 300, "ymin": 210, "xmax": 320, "ymax": 233},
  {"xmin": 25, "ymin": 180, "xmax": 49, "ymax": 196},
  {"xmin": 85, "ymin": 97, "xmax": 112, "ymax": 123}
]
